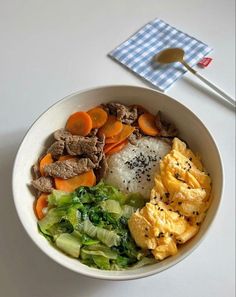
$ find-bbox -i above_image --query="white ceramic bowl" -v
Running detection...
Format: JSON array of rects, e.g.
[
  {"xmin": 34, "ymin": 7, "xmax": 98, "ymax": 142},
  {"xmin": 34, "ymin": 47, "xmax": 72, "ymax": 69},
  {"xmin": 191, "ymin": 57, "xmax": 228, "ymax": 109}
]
[{"xmin": 12, "ymin": 85, "xmax": 223, "ymax": 280}]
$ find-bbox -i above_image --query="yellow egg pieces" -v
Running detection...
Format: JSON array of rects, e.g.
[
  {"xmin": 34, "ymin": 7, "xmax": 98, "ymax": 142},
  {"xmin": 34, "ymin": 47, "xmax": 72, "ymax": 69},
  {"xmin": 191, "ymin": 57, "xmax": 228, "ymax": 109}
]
[{"xmin": 128, "ymin": 137, "xmax": 212, "ymax": 261}]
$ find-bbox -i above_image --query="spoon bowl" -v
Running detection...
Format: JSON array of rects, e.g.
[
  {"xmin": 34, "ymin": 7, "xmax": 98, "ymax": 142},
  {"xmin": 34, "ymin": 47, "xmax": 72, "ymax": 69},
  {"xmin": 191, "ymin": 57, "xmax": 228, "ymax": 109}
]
[{"xmin": 154, "ymin": 47, "xmax": 185, "ymax": 64}]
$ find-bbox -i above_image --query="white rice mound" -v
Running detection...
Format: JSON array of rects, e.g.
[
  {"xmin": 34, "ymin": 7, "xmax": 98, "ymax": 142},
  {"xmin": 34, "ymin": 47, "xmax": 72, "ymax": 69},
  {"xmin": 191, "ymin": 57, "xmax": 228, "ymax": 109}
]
[{"xmin": 104, "ymin": 137, "xmax": 171, "ymax": 199}]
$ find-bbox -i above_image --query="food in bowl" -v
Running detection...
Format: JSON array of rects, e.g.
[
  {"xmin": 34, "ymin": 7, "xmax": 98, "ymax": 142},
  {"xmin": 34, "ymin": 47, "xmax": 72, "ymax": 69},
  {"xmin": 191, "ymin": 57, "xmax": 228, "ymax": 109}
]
[{"xmin": 30, "ymin": 102, "xmax": 212, "ymax": 270}]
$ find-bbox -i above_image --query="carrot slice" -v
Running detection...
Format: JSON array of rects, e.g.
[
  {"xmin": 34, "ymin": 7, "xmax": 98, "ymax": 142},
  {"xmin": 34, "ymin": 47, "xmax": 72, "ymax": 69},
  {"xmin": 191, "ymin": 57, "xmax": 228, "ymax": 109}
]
[
  {"xmin": 58, "ymin": 155, "xmax": 74, "ymax": 161},
  {"xmin": 54, "ymin": 170, "xmax": 96, "ymax": 192},
  {"xmin": 87, "ymin": 107, "xmax": 108, "ymax": 129},
  {"xmin": 98, "ymin": 115, "xmax": 123, "ymax": 138},
  {"xmin": 106, "ymin": 140, "xmax": 128, "ymax": 155},
  {"xmin": 104, "ymin": 137, "xmax": 129, "ymax": 154},
  {"xmin": 138, "ymin": 113, "xmax": 159, "ymax": 136},
  {"xmin": 105, "ymin": 124, "xmax": 135, "ymax": 144},
  {"xmin": 66, "ymin": 111, "xmax": 92, "ymax": 136},
  {"xmin": 35, "ymin": 194, "xmax": 48, "ymax": 220},
  {"xmin": 39, "ymin": 153, "xmax": 53, "ymax": 176}
]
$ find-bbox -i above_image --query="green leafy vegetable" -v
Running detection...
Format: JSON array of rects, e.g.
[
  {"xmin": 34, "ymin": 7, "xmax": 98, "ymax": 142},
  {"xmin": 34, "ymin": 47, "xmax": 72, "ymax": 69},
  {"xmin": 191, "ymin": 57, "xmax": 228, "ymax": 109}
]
[
  {"xmin": 82, "ymin": 220, "xmax": 120, "ymax": 247},
  {"xmin": 55, "ymin": 233, "xmax": 81, "ymax": 258},
  {"xmin": 37, "ymin": 181, "xmax": 155, "ymax": 270},
  {"xmin": 48, "ymin": 190, "xmax": 74, "ymax": 206}
]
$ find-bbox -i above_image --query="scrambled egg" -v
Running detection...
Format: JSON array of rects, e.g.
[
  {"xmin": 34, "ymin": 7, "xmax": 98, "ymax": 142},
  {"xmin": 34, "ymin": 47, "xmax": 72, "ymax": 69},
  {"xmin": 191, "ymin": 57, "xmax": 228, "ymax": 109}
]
[{"xmin": 128, "ymin": 138, "xmax": 212, "ymax": 261}]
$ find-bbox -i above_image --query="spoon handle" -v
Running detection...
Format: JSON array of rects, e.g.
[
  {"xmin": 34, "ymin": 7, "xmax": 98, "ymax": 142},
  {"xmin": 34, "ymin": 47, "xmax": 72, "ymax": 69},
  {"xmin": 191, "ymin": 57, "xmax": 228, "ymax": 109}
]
[
  {"xmin": 181, "ymin": 60, "xmax": 235, "ymax": 107},
  {"xmin": 194, "ymin": 72, "xmax": 235, "ymax": 107}
]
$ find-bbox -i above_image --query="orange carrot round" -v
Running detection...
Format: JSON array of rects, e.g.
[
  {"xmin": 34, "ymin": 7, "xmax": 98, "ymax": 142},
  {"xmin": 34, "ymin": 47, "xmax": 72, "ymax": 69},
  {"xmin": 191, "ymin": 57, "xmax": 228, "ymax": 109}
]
[
  {"xmin": 98, "ymin": 115, "xmax": 123, "ymax": 138},
  {"xmin": 105, "ymin": 124, "xmax": 135, "ymax": 144},
  {"xmin": 35, "ymin": 194, "xmax": 48, "ymax": 220},
  {"xmin": 106, "ymin": 140, "xmax": 128, "ymax": 155},
  {"xmin": 66, "ymin": 111, "xmax": 92, "ymax": 136},
  {"xmin": 39, "ymin": 153, "xmax": 53, "ymax": 176},
  {"xmin": 54, "ymin": 170, "xmax": 96, "ymax": 192},
  {"xmin": 87, "ymin": 107, "xmax": 108, "ymax": 129},
  {"xmin": 138, "ymin": 113, "xmax": 159, "ymax": 136}
]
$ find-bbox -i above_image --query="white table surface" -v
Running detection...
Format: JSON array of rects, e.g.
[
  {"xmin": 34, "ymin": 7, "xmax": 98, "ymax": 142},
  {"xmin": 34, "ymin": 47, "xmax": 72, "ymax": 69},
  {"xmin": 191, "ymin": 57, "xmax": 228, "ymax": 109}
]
[{"xmin": 0, "ymin": 1, "xmax": 235, "ymax": 296}]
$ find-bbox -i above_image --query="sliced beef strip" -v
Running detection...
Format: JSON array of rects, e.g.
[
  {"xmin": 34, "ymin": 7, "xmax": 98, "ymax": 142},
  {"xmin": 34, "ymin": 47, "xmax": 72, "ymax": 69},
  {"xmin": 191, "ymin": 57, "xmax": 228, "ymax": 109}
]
[
  {"xmin": 31, "ymin": 176, "xmax": 54, "ymax": 193},
  {"xmin": 155, "ymin": 111, "xmax": 178, "ymax": 137},
  {"xmin": 65, "ymin": 136, "xmax": 97, "ymax": 156},
  {"xmin": 95, "ymin": 154, "xmax": 108, "ymax": 183},
  {"xmin": 47, "ymin": 140, "xmax": 65, "ymax": 159},
  {"xmin": 128, "ymin": 128, "xmax": 142, "ymax": 145},
  {"xmin": 65, "ymin": 134, "xmax": 105, "ymax": 166},
  {"xmin": 80, "ymin": 135, "xmax": 105, "ymax": 165},
  {"xmin": 32, "ymin": 164, "xmax": 41, "ymax": 179},
  {"xmin": 95, "ymin": 134, "xmax": 105, "ymax": 162},
  {"xmin": 87, "ymin": 128, "xmax": 98, "ymax": 137},
  {"xmin": 44, "ymin": 158, "xmax": 95, "ymax": 179},
  {"xmin": 100, "ymin": 104, "xmax": 110, "ymax": 114},
  {"xmin": 105, "ymin": 102, "xmax": 138, "ymax": 125},
  {"xmin": 54, "ymin": 129, "xmax": 73, "ymax": 141}
]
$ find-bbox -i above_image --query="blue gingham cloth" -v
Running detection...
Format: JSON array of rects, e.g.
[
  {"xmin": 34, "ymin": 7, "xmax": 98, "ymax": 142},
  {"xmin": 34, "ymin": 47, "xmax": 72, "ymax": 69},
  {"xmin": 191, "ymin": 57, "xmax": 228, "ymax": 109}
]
[{"xmin": 109, "ymin": 19, "xmax": 212, "ymax": 91}]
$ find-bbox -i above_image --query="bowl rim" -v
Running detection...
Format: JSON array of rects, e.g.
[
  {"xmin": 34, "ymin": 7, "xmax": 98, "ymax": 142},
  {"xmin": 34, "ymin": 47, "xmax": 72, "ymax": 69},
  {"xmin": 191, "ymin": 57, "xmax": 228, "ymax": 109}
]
[{"xmin": 12, "ymin": 84, "xmax": 224, "ymax": 280}]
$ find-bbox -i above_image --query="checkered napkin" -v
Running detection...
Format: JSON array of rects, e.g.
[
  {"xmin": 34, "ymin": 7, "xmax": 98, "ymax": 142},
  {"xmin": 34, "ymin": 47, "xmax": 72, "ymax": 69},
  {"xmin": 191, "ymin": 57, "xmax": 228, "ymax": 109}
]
[{"xmin": 109, "ymin": 19, "xmax": 212, "ymax": 91}]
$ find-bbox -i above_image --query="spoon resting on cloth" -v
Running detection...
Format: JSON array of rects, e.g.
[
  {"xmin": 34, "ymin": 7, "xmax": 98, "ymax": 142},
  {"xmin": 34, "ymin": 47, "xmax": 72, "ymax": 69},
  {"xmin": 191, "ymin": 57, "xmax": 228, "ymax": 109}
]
[{"xmin": 154, "ymin": 48, "xmax": 235, "ymax": 108}]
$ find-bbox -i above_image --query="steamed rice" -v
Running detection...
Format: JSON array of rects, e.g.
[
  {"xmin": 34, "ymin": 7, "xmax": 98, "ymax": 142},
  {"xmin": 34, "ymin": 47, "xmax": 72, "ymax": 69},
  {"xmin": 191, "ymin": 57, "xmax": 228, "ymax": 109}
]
[{"xmin": 104, "ymin": 137, "xmax": 171, "ymax": 198}]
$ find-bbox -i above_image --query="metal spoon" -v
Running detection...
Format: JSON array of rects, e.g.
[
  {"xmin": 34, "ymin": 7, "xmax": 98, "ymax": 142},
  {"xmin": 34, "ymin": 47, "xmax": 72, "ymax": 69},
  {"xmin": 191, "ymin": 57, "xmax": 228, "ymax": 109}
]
[{"xmin": 154, "ymin": 48, "xmax": 235, "ymax": 107}]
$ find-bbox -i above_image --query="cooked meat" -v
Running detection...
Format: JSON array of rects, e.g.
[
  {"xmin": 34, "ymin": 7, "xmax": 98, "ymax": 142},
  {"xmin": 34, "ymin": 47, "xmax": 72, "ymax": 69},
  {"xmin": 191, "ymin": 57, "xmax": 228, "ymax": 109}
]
[
  {"xmin": 65, "ymin": 134, "xmax": 105, "ymax": 165},
  {"xmin": 105, "ymin": 102, "xmax": 138, "ymax": 125},
  {"xmin": 32, "ymin": 164, "xmax": 41, "ymax": 179},
  {"xmin": 80, "ymin": 134, "xmax": 105, "ymax": 164},
  {"xmin": 31, "ymin": 177, "xmax": 54, "ymax": 193},
  {"xmin": 47, "ymin": 140, "xmax": 65, "ymax": 158},
  {"xmin": 155, "ymin": 111, "xmax": 178, "ymax": 137},
  {"xmin": 100, "ymin": 104, "xmax": 110, "ymax": 114},
  {"xmin": 128, "ymin": 128, "xmax": 142, "ymax": 145},
  {"xmin": 87, "ymin": 128, "xmax": 98, "ymax": 137},
  {"xmin": 44, "ymin": 158, "xmax": 95, "ymax": 179},
  {"xmin": 65, "ymin": 136, "xmax": 97, "ymax": 156},
  {"xmin": 54, "ymin": 129, "xmax": 73, "ymax": 141},
  {"xmin": 95, "ymin": 154, "xmax": 108, "ymax": 182},
  {"xmin": 95, "ymin": 134, "xmax": 105, "ymax": 161}
]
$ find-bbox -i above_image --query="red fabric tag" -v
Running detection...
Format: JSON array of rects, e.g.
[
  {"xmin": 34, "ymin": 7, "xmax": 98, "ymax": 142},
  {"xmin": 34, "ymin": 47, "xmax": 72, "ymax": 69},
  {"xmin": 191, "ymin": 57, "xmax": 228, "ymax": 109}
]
[{"xmin": 198, "ymin": 57, "xmax": 212, "ymax": 67}]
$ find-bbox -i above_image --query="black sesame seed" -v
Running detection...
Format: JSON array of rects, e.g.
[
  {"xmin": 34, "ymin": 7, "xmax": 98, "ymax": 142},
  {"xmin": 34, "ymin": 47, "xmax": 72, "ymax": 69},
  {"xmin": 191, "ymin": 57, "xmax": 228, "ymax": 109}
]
[
  {"xmin": 174, "ymin": 173, "xmax": 180, "ymax": 179},
  {"xmin": 165, "ymin": 192, "xmax": 170, "ymax": 198},
  {"xmin": 189, "ymin": 157, "xmax": 192, "ymax": 161},
  {"xmin": 178, "ymin": 202, "xmax": 182, "ymax": 205}
]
